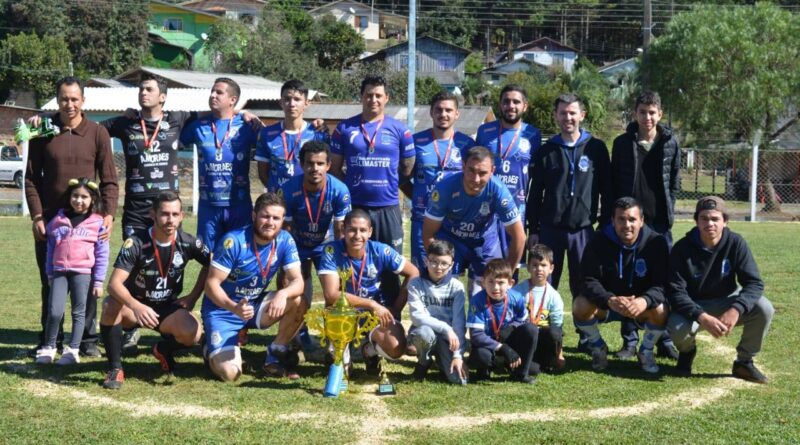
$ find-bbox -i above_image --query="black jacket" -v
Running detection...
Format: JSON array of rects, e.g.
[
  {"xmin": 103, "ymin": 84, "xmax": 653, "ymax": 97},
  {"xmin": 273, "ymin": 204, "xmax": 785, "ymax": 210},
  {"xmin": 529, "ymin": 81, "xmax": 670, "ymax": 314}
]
[
  {"xmin": 527, "ymin": 131, "xmax": 612, "ymax": 232},
  {"xmin": 611, "ymin": 122, "xmax": 681, "ymax": 227},
  {"xmin": 667, "ymin": 227, "xmax": 764, "ymax": 321},
  {"xmin": 581, "ymin": 224, "xmax": 669, "ymax": 310}
]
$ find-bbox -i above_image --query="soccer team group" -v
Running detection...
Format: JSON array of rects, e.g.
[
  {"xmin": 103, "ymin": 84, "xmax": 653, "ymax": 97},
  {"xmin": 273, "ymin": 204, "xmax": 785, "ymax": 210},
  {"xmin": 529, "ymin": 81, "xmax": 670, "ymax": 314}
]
[{"xmin": 25, "ymin": 73, "xmax": 774, "ymax": 391}]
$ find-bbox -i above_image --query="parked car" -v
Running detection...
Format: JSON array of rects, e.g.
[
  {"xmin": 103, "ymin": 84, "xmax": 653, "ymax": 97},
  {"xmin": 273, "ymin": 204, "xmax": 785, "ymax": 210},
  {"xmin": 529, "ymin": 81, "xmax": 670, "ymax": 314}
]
[{"xmin": 0, "ymin": 146, "xmax": 24, "ymax": 188}]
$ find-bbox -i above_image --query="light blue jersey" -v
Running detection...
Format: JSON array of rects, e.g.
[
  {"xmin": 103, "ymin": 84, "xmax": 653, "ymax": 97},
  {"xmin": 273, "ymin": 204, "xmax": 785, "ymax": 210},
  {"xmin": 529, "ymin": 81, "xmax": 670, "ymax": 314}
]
[
  {"xmin": 280, "ymin": 174, "xmax": 351, "ymax": 256},
  {"xmin": 255, "ymin": 121, "xmax": 329, "ymax": 193}
]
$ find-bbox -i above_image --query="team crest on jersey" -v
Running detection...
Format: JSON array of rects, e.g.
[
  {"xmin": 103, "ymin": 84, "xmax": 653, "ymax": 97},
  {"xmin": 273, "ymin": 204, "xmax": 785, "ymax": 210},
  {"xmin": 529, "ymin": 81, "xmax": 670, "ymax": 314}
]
[
  {"xmin": 367, "ymin": 264, "xmax": 378, "ymax": 278},
  {"xmin": 519, "ymin": 138, "xmax": 531, "ymax": 152},
  {"xmin": 237, "ymin": 152, "xmax": 244, "ymax": 161},
  {"xmin": 323, "ymin": 202, "xmax": 333, "ymax": 213},
  {"xmin": 634, "ymin": 258, "xmax": 647, "ymax": 277},
  {"xmin": 173, "ymin": 252, "xmax": 184, "ymax": 268},
  {"xmin": 578, "ymin": 155, "xmax": 591, "ymax": 172},
  {"xmin": 501, "ymin": 199, "xmax": 509, "ymax": 207},
  {"xmin": 160, "ymin": 121, "xmax": 170, "ymax": 131},
  {"xmin": 721, "ymin": 258, "xmax": 731, "ymax": 277},
  {"xmin": 431, "ymin": 190, "xmax": 440, "ymax": 202},
  {"xmin": 480, "ymin": 202, "xmax": 490, "ymax": 216},
  {"xmin": 195, "ymin": 239, "xmax": 203, "ymax": 249},
  {"xmin": 122, "ymin": 238, "xmax": 134, "ymax": 249},
  {"xmin": 277, "ymin": 189, "xmax": 283, "ymax": 198},
  {"xmin": 384, "ymin": 247, "xmax": 391, "ymax": 255},
  {"xmin": 224, "ymin": 238, "xmax": 234, "ymax": 250},
  {"xmin": 452, "ymin": 149, "xmax": 462, "ymax": 162},
  {"xmin": 325, "ymin": 245, "xmax": 335, "ymax": 255},
  {"xmin": 210, "ymin": 331, "xmax": 223, "ymax": 347}
]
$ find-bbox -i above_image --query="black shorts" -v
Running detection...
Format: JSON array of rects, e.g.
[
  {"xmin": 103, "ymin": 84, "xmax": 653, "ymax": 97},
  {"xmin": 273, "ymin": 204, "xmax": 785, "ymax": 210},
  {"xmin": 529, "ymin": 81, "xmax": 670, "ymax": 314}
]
[
  {"xmin": 122, "ymin": 196, "xmax": 155, "ymax": 240},
  {"xmin": 137, "ymin": 300, "xmax": 185, "ymax": 332},
  {"xmin": 354, "ymin": 204, "xmax": 404, "ymax": 253}
]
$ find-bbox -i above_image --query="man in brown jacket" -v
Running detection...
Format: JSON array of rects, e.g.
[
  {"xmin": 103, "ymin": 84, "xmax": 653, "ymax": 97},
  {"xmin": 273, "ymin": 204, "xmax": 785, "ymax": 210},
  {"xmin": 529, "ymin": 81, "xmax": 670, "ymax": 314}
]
[{"xmin": 25, "ymin": 76, "xmax": 119, "ymax": 357}]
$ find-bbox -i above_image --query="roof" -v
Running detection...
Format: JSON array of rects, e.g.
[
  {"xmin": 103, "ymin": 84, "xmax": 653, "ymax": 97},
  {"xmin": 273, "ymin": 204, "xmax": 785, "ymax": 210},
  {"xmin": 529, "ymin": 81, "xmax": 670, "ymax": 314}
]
[
  {"xmin": 598, "ymin": 58, "xmax": 637, "ymax": 74},
  {"xmin": 40, "ymin": 87, "xmax": 283, "ymax": 113},
  {"xmin": 250, "ymin": 104, "xmax": 492, "ymax": 136},
  {"xmin": 115, "ymin": 66, "xmax": 293, "ymax": 89},
  {"xmin": 308, "ymin": 0, "xmax": 408, "ymax": 20},
  {"xmin": 483, "ymin": 58, "xmax": 547, "ymax": 74},
  {"xmin": 150, "ymin": 0, "xmax": 221, "ymax": 19},
  {"xmin": 360, "ymin": 35, "xmax": 471, "ymax": 63},
  {"xmin": 87, "ymin": 78, "xmax": 133, "ymax": 88},
  {"xmin": 496, "ymin": 37, "xmax": 579, "ymax": 63}
]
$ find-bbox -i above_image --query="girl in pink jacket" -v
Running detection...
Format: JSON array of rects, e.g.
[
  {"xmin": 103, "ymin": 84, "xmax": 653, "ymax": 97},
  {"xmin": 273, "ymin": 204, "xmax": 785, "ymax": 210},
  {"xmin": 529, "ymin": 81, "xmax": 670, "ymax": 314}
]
[{"xmin": 36, "ymin": 178, "xmax": 109, "ymax": 365}]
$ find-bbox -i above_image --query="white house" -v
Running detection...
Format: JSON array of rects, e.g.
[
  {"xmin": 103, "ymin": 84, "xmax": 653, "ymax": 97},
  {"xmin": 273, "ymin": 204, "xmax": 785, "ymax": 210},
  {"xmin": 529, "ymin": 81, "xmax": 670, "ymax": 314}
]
[
  {"xmin": 495, "ymin": 37, "xmax": 579, "ymax": 74},
  {"xmin": 308, "ymin": 0, "xmax": 407, "ymax": 41},
  {"xmin": 179, "ymin": 0, "xmax": 266, "ymax": 25}
]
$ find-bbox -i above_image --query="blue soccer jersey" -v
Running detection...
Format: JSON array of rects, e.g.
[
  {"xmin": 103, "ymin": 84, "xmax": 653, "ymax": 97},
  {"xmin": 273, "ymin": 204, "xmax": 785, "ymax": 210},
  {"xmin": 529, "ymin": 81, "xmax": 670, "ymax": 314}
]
[
  {"xmin": 280, "ymin": 174, "xmax": 351, "ymax": 254},
  {"xmin": 410, "ymin": 129, "xmax": 474, "ymax": 221},
  {"xmin": 202, "ymin": 227, "xmax": 300, "ymax": 314},
  {"xmin": 330, "ymin": 114, "xmax": 415, "ymax": 207},
  {"xmin": 317, "ymin": 239, "xmax": 405, "ymax": 307},
  {"xmin": 475, "ymin": 121, "xmax": 541, "ymax": 217},
  {"xmin": 255, "ymin": 121, "xmax": 329, "ymax": 193},
  {"xmin": 425, "ymin": 174, "xmax": 520, "ymax": 246},
  {"xmin": 466, "ymin": 288, "xmax": 528, "ymax": 340},
  {"xmin": 181, "ymin": 114, "xmax": 257, "ymax": 206}
]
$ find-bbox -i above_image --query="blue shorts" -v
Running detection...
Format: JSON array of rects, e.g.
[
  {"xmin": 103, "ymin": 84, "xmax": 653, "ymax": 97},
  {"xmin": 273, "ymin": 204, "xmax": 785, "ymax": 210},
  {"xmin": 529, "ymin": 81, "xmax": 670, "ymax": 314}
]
[
  {"xmin": 197, "ymin": 201, "xmax": 253, "ymax": 252},
  {"xmin": 437, "ymin": 230, "xmax": 501, "ymax": 278},
  {"xmin": 410, "ymin": 219, "xmax": 426, "ymax": 269},
  {"xmin": 202, "ymin": 293, "xmax": 273, "ymax": 359}
]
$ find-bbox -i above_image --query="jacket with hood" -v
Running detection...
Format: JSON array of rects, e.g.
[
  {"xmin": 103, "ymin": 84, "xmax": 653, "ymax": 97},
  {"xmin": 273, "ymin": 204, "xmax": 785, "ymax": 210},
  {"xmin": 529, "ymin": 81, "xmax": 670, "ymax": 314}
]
[
  {"xmin": 580, "ymin": 223, "xmax": 669, "ymax": 310},
  {"xmin": 527, "ymin": 130, "xmax": 612, "ymax": 233},
  {"xmin": 667, "ymin": 227, "xmax": 763, "ymax": 321},
  {"xmin": 611, "ymin": 122, "xmax": 681, "ymax": 227}
]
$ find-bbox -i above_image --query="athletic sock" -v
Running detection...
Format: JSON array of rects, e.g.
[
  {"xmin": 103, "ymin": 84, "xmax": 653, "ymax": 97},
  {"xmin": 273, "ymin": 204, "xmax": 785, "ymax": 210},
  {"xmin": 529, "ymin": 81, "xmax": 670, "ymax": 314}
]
[
  {"xmin": 575, "ymin": 319, "xmax": 604, "ymax": 348},
  {"xmin": 156, "ymin": 334, "xmax": 187, "ymax": 356},
  {"xmin": 100, "ymin": 324, "xmax": 123, "ymax": 370},
  {"xmin": 298, "ymin": 325, "xmax": 313, "ymax": 350},
  {"xmin": 268, "ymin": 343, "xmax": 289, "ymax": 364},
  {"xmin": 640, "ymin": 323, "xmax": 665, "ymax": 351}
]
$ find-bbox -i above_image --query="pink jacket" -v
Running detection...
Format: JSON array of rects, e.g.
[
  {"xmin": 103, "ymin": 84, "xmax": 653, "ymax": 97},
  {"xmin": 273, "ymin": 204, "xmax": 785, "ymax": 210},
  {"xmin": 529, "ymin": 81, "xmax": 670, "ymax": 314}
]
[{"xmin": 46, "ymin": 209, "xmax": 109, "ymax": 288}]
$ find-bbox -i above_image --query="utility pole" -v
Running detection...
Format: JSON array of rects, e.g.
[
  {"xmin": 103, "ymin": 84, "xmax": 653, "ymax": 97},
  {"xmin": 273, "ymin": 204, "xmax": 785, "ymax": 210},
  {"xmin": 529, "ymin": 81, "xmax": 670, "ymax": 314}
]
[
  {"xmin": 642, "ymin": 0, "xmax": 653, "ymax": 88},
  {"xmin": 407, "ymin": 0, "xmax": 416, "ymax": 132}
]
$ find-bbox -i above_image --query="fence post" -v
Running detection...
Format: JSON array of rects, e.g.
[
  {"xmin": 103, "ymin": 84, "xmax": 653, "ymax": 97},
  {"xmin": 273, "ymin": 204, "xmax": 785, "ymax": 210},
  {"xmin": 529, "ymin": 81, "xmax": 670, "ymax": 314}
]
[
  {"xmin": 20, "ymin": 140, "xmax": 29, "ymax": 217},
  {"xmin": 749, "ymin": 130, "xmax": 762, "ymax": 223},
  {"xmin": 192, "ymin": 144, "xmax": 199, "ymax": 216}
]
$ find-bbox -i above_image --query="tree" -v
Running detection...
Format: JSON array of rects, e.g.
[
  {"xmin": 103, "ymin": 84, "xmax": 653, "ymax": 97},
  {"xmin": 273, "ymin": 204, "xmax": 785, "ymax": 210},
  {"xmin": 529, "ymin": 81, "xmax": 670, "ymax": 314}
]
[
  {"xmin": 309, "ymin": 15, "xmax": 365, "ymax": 71},
  {"xmin": 642, "ymin": 3, "xmax": 800, "ymax": 211},
  {"xmin": 417, "ymin": 0, "xmax": 478, "ymax": 49},
  {"xmin": 0, "ymin": 33, "xmax": 72, "ymax": 106}
]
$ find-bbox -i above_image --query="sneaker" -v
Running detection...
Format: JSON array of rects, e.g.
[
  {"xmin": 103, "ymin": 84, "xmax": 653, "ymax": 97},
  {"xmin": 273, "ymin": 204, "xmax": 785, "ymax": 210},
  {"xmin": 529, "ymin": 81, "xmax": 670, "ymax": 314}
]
[
  {"xmin": 591, "ymin": 344, "xmax": 608, "ymax": 371},
  {"xmin": 152, "ymin": 344, "xmax": 176, "ymax": 374},
  {"xmin": 513, "ymin": 373, "xmax": 536, "ymax": 384},
  {"xmin": 674, "ymin": 348, "xmax": 696, "ymax": 377},
  {"xmin": 121, "ymin": 328, "xmax": 141, "ymax": 354},
  {"xmin": 615, "ymin": 345, "xmax": 637, "ymax": 360},
  {"xmin": 656, "ymin": 341, "xmax": 680, "ymax": 360},
  {"xmin": 56, "ymin": 346, "xmax": 81, "ymax": 365},
  {"xmin": 103, "ymin": 368, "xmax": 125, "ymax": 390},
  {"xmin": 263, "ymin": 348, "xmax": 300, "ymax": 380},
  {"xmin": 412, "ymin": 360, "xmax": 432, "ymax": 381},
  {"xmin": 577, "ymin": 338, "xmax": 592, "ymax": 355},
  {"xmin": 80, "ymin": 343, "xmax": 101, "ymax": 358},
  {"xmin": 637, "ymin": 348, "xmax": 659, "ymax": 373},
  {"xmin": 732, "ymin": 360, "xmax": 768, "ymax": 384},
  {"xmin": 473, "ymin": 368, "xmax": 491, "ymax": 382},
  {"xmin": 35, "ymin": 346, "xmax": 56, "ymax": 364}
]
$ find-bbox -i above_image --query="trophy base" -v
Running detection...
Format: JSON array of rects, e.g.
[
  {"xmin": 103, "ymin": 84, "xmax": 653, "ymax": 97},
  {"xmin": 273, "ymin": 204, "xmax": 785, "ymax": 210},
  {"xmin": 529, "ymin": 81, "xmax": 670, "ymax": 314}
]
[{"xmin": 376, "ymin": 382, "xmax": 396, "ymax": 396}]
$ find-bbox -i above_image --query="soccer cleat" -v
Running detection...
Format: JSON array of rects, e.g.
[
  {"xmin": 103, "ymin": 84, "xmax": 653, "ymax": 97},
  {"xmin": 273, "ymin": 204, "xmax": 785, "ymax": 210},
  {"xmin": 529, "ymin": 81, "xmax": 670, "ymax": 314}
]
[
  {"xmin": 656, "ymin": 341, "xmax": 680, "ymax": 360},
  {"xmin": 732, "ymin": 360, "xmax": 768, "ymax": 384},
  {"xmin": 56, "ymin": 346, "xmax": 81, "ymax": 365},
  {"xmin": 591, "ymin": 344, "xmax": 608, "ymax": 371},
  {"xmin": 35, "ymin": 346, "xmax": 56, "ymax": 364},
  {"xmin": 637, "ymin": 348, "xmax": 659, "ymax": 373},
  {"xmin": 412, "ymin": 360, "xmax": 432, "ymax": 381},
  {"xmin": 615, "ymin": 345, "xmax": 638, "ymax": 360},
  {"xmin": 513, "ymin": 373, "xmax": 536, "ymax": 384},
  {"xmin": 263, "ymin": 347, "xmax": 300, "ymax": 380},
  {"xmin": 80, "ymin": 343, "xmax": 102, "ymax": 358},
  {"xmin": 674, "ymin": 348, "xmax": 696, "ymax": 377},
  {"xmin": 152, "ymin": 344, "xmax": 176, "ymax": 374},
  {"xmin": 103, "ymin": 368, "xmax": 125, "ymax": 390}
]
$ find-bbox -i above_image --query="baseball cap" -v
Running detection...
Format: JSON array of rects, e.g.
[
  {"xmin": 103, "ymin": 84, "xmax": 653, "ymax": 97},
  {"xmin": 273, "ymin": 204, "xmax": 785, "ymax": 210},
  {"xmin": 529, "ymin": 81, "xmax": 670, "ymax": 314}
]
[{"xmin": 694, "ymin": 195, "xmax": 729, "ymax": 221}]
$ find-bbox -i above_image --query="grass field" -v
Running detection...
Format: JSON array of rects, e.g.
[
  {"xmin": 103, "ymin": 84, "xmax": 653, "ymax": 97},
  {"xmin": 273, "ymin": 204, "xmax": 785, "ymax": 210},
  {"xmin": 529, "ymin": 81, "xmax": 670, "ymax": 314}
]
[{"xmin": 0, "ymin": 216, "xmax": 798, "ymax": 444}]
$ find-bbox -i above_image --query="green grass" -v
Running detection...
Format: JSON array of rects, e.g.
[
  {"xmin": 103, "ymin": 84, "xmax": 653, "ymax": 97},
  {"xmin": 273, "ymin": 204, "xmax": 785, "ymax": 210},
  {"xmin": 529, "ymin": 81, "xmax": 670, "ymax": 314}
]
[{"xmin": 0, "ymin": 216, "xmax": 798, "ymax": 444}]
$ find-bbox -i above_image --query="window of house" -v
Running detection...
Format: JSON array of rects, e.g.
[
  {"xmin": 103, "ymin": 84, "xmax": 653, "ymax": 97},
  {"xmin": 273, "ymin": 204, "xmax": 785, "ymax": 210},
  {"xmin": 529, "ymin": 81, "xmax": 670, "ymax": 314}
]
[
  {"xmin": 355, "ymin": 15, "xmax": 368, "ymax": 29},
  {"xmin": 437, "ymin": 56, "xmax": 457, "ymax": 71},
  {"xmin": 163, "ymin": 18, "xmax": 183, "ymax": 31},
  {"xmin": 553, "ymin": 53, "xmax": 565, "ymax": 66},
  {"xmin": 400, "ymin": 55, "xmax": 421, "ymax": 69}
]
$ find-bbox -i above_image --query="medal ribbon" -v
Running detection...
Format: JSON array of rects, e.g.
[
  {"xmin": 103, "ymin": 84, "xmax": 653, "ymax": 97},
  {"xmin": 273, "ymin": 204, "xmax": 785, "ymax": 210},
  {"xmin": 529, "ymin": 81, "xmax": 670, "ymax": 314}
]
[
  {"xmin": 360, "ymin": 118, "xmax": 384, "ymax": 153},
  {"xmin": 497, "ymin": 122, "xmax": 520, "ymax": 160},
  {"xmin": 253, "ymin": 238, "xmax": 277, "ymax": 282},
  {"xmin": 140, "ymin": 114, "xmax": 164, "ymax": 150},
  {"xmin": 432, "ymin": 135, "xmax": 454, "ymax": 169},
  {"xmin": 486, "ymin": 294, "xmax": 509, "ymax": 339},
  {"xmin": 151, "ymin": 229, "xmax": 175, "ymax": 280},
  {"xmin": 303, "ymin": 178, "xmax": 327, "ymax": 229},
  {"xmin": 528, "ymin": 284, "xmax": 547, "ymax": 325},
  {"xmin": 281, "ymin": 122, "xmax": 304, "ymax": 162},
  {"xmin": 211, "ymin": 119, "xmax": 233, "ymax": 152},
  {"xmin": 347, "ymin": 252, "xmax": 367, "ymax": 295}
]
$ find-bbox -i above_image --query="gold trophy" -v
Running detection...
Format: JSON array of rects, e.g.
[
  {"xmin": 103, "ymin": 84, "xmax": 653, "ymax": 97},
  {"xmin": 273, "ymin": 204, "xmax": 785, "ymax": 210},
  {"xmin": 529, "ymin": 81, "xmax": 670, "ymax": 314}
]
[{"xmin": 305, "ymin": 268, "xmax": 379, "ymax": 397}]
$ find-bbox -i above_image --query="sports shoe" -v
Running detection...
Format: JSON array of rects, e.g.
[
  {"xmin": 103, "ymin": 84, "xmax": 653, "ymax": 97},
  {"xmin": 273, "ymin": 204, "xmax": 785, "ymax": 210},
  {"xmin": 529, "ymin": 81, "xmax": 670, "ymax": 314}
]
[
  {"xmin": 513, "ymin": 373, "xmax": 536, "ymax": 384},
  {"xmin": 263, "ymin": 347, "xmax": 300, "ymax": 380},
  {"xmin": 122, "ymin": 328, "xmax": 141, "ymax": 355},
  {"xmin": 103, "ymin": 368, "xmax": 125, "ymax": 390},
  {"xmin": 637, "ymin": 348, "xmax": 659, "ymax": 373},
  {"xmin": 591, "ymin": 344, "xmax": 608, "ymax": 371},
  {"xmin": 732, "ymin": 360, "xmax": 768, "ymax": 384},
  {"xmin": 674, "ymin": 348, "xmax": 696, "ymax": 377},
  {"xmin": 473, "ymin": 368, "xmax": 491, "ymax": 382},
  {"xmin": 656, "ymin": 341, "xmax": 680, "ymax": 360},
  {"xmin": 80, "ymin": 343, "xmax": 102, "ymax": 358},
  {"xmin": 35, "ymin": 346, "xmax": 56, "ymax": 364},
  {"xmin": 412, "ymin": 360, "xmax": 432, "ymax": 381},
  {"xmin": 152, "ymin": 344, "xmax": 176, "ymax": 374},
  {"xmin": 615, "ymin": 345, "xmax": 637, "ymax": 361},
  {"xmin": 56, "ymin": 346, "xmax": 81, "ymax": 365},
  {"xmin": 362, "ymin": 343, "xmax": 381, "ymax": 376},
  {"xmin": 576, "ymin": 338, "xmax": 592, "ymax": 355}
]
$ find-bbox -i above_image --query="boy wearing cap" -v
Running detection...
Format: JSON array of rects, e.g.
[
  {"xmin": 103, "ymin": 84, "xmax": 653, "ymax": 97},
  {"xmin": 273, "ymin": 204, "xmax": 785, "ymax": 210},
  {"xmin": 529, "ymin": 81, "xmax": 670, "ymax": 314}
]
[{"xmin": 667, "ymin": 196, "xmax": 774, "ymax": 383}]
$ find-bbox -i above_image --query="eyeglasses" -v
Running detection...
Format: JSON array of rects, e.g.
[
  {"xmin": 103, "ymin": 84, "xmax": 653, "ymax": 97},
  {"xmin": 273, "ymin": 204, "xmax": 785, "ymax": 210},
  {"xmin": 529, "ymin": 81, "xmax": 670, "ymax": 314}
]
[
  {"xmin": 428, "ymin": 260, "xmax": 453, "ymax": 269},
  {"xmin": 68, "ymin": 177, "xmax": 98, "ymax": 190}
]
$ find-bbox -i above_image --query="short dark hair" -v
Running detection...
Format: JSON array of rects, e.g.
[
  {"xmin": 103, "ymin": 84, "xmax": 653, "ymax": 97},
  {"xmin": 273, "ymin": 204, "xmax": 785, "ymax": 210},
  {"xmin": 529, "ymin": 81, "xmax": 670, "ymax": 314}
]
[
  {"xmin": 483, "ymin": 258, "xmax": 513, "ymax": 280},
  {"xmin": 554, "ymin": 92, "xmax": 584, "ymax": 111},
  {"xmin": 426, "ymin": 239, "xmax": 454, "ymax": 259},
  {"xmin": 635, "ymin": 91, "xmax": 662, "ymax": 110},
  {"xmin": 214, "ymin": 77, "xmax": 241, "ymax": 105},
  {"xmin": 613, "ymin": 196, "xmax": 642, "ymax": 214},
  {"xmin": 152, "ymin": 191, "xmax": 181, "ymax": 212},
  {"xmin": 65, "ymin": 177, "xmax": 104, "ymax": 215},
  {"xmin": 140, "ymin": 73, "xmax": 168, "ymax": 96},
  {"xmin": 56, "ymin": 76, "xmax": 84, "ymax": 98},
  {"xmin": 528, "ymin": 243, "xmax": 554, "ymax": 264},
  {"xmin": 299, "ymin": 140, "xmax": 331, "ymax": 164},
  {"xmin": 281, "ymin": 79, "xmax": 309, "ymax": 99},
  {"xmin": 430, "ymin": 91, "xmax": 459, "ymax": 110},
  {"xmin": 360, "ymin": 75, "xmax": 387, "ymax": 95},
  {"xmin": 500, "ymin": 84, "xmax": 528, "ymax": 101},
  {"xmin": 254, "ymin": 192, "xmax": 285, "ymax": 214},
  {"xmin": 464, "ymin": 145, "xmax": 494, "ymax": 165},
  {"xmin": 344, "ymin": 209, "xmax": 372, "ymax": 227}
]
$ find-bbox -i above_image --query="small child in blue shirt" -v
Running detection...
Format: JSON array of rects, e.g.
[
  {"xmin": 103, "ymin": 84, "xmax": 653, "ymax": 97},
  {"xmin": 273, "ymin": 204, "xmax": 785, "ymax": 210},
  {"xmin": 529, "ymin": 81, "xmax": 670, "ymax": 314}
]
[
  {"xmin": 407, "ymin": 239, "xmax": 467, "ymax": 385},
  {"xmin": 467, "ymin": 259, "xmax": 537, "ymax": 383},
  {"xmin": 512, "ymin": 244, "xmax": 565, "ymax": 374}
]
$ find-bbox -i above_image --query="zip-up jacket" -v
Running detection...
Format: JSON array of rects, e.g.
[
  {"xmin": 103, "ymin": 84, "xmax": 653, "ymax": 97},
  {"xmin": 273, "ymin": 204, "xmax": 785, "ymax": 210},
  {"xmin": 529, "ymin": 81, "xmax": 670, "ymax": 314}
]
[
  {"xmin": 581, "ymin": 223, "xmax": 669, "ymax": 310},
  {"xmin": 45, "ymin": 209, "xmax": 109, "ymax": 288},
  {"xmin": 668, "ymin": 227, "xmax": 764, "ymax": 321},
  {"xmin": 527, "ymin": 130, "xmax": 612, "ymax": 233},
  {"xmin": 611, "ymin": 122, "xmax": 681, "ymax": 227}
]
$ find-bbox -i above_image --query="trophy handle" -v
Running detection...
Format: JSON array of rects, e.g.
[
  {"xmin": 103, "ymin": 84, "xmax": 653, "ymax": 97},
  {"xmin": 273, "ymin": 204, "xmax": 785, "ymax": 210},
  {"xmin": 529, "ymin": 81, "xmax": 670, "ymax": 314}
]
[{"xmin": 352, "ymin": 311, "xmax": 380, "ymax": 347}]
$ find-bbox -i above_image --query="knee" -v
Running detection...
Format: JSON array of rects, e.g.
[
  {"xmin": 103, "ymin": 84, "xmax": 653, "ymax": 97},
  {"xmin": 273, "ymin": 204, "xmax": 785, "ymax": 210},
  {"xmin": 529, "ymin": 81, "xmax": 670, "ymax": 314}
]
[
  {"xmin": 213, "ymin": 363, "xmax": 242, "ymax": 382},
  {"xmin": 753, "ymin": 297, "xmax": 775, "ymax": 322},
  {"xmin": 521, "ymin": 322, "xmax": 538, "ymax": 340},
  {"xmin": 101, "ymin": 298, "xmax": 121, "ymax": 322},
  {"xmin": 412, "ymin": 326, "xmax": 436, "ymax": 349},
  {"xmin": 572, "ymin": 296, "xmax": 596, "ymax": 321},
  {"xmin": 647, "ymin": 304, "xmax": 668, "ymax": 326}
]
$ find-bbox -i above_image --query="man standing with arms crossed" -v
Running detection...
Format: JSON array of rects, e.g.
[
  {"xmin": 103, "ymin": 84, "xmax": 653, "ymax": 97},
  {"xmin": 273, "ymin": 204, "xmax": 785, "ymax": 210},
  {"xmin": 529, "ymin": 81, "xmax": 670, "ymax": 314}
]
[{"xmin": 330, "ymin": 75, "xmax": 415, "ymax": 313}]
